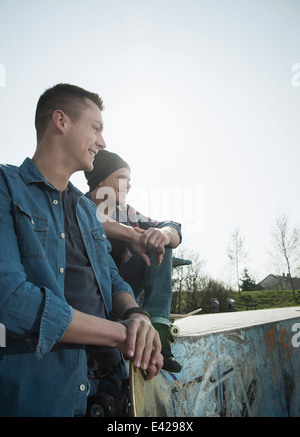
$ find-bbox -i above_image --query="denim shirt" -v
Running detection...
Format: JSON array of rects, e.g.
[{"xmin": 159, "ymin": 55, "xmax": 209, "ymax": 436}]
[{"xmin": 0, "ymin": 158, "xmax": 134, "ymax": 417}]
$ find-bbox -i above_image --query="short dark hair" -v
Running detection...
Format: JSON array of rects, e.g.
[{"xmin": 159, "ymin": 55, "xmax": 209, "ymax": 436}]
[{"xmin": 35, "ymin": 83, "xmax": 105, "ymax": 141}]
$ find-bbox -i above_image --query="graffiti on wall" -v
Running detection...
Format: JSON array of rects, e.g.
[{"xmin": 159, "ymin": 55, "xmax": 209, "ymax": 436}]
[
  {"xmin": 168, "ymin": 319, "xmax": 300, "ymax": 417},
  {"xmin": 264, "ymin": 324, "xmax": 293, "ymax": 362},
  {"xmin": 170, "ymin": 331, "xmax": 258, "ymax": 417}
]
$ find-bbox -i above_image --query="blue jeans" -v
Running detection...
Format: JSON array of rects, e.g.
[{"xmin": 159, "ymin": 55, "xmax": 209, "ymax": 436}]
[{"xmin": 119, "ymin": 248, "xmax": 173, "ymax": 326}]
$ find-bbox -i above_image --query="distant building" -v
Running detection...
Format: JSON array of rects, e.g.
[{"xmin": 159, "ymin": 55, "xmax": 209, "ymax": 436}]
[{"xmin": 257, "ymin": 273, "xmax": 300, "ymax": 290}]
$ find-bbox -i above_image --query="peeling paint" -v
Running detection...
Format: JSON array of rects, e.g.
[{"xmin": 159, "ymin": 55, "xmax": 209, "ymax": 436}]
[{"xmin": 161, "ymin": 314, "xmax": 300, "ymax": 417}]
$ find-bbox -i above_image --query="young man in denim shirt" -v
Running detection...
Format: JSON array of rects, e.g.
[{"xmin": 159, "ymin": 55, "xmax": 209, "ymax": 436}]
[
  {"xmin": 0, "ymin": 84, "xmax": 162, "ymax": 417},
  {"xmin": 85, "ymin": 150, "xmax": 182, "ymax": 373}
]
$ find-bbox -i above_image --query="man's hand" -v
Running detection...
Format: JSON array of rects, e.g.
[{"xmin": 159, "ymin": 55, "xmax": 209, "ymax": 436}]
[
  {"xmin": 102, "ymin": 219, "xmax": 179, "ymax": 266},
  {"xmin": 116, "ymin": 314, "xmax": 163, "ymax": 380},
  {"xmin": 133, "ymin": 227, "xmax": 170, "ymax": 266},
  {"xmin": 129, "ymin": 227, "xmax": 151, "ymax": 266}
]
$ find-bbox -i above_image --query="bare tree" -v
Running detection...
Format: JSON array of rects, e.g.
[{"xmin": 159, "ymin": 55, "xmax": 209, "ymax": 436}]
[
  {"xmin": 226, "ymin": 227, "xmax": 248, "ymax": 292},
  {"xmin": 271, "ymin": 212, "xmax": 300, "ymax": 299},
  {"xmin": 171, "ymin": 248, "xmax": 234, "ymax": 314},
  {"xmin": 171, "ymin": 248, "xmax": 205, "ymax": 313}
]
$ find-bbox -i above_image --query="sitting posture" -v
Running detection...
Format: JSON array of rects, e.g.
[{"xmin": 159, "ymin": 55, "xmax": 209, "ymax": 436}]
[{"xmin": 85, "ymin": 150, "xmax": 182, "ymax": 372}]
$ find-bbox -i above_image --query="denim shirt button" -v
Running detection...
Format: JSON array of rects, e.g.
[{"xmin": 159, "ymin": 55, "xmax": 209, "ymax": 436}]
[
  {"xmin": 79, "ymin": 384, "xmax": 86, "ymax": 392},
  {"xmin": 53, "ymin": 199, "xmax": 58, "ymax": 205},
  {"xmin": 59, "ymin": 267, "xmax": 64, "ymax": 274}
]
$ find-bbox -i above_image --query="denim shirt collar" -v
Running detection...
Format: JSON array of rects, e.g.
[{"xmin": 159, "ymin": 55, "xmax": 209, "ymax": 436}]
[
  {"xmin": 19, "ymin": 157, "xmax": 83, "ymax": 198},
  {"xmin": 19, "ymin": 157, "xmax": 51, "ymax": 186}
]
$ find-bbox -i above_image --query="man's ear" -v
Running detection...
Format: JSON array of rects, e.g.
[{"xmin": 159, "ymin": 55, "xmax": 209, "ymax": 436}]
[{"xmin": 52, "ymin": 110, "xmax": 67, "ymax": 133}]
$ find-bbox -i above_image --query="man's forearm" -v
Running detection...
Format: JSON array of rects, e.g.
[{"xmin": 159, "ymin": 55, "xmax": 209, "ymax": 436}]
[
  {"xmin": 102, "ymin": 220, "xmax": 139, "ymax": 243},
  {"xmin": 160, "ymin": 226, "xmax": 181, "ymax": 248},
  {"xmin": 103, "ymin": 220, "xmax": 180, "ymax": 248},
  {"xmin": 103, "ymin": 220, "xmax": 151, "ymax": 265},
  {"xmin": 112, "ymin": 292, "xmax": 140, "ymax": 320},
  {"xmin": 60, "ymin": 309, "xmax": 127, "ymax": 346}
]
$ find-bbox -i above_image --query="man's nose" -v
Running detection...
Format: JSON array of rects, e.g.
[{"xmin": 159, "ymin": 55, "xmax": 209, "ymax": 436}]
[{"xmin": 97, "ymin": 133, "xmax": 106, "ymax": 150}]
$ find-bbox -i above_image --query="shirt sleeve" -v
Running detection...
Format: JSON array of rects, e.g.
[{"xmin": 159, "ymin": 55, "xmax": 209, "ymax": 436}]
[{"xmin": 0, "ymin": 174, "xmax": 73, "ymax": 359}]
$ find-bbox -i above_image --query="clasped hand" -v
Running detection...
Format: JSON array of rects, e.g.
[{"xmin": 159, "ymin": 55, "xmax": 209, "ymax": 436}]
[
  {"xmin": 130, "ymin": 227, "xmax": 170, "ymax": 267},
  {"xmin": 116, "ymin": 315, "xmax": 163, "ymax": 380}
]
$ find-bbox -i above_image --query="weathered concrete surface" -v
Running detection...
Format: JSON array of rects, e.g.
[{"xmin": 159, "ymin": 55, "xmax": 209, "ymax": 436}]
[{"xmin": 160, "ymin": 307, "xmax": 300, "ymax": 417}]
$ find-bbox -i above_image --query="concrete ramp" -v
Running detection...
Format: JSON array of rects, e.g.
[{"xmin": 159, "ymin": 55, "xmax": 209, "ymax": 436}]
[{"xmin": 161, "ymin": 307, "xmax": 300, "ymax": 417}]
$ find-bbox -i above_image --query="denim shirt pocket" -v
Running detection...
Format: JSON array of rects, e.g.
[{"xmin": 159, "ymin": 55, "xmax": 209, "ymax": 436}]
[
  {"xmin": 90, "ymin": 228, "xmax": 110, "ymax": 267},
  {"xmin": 15, "ymin": 204, "xmax": 49, "ymax": 259}
]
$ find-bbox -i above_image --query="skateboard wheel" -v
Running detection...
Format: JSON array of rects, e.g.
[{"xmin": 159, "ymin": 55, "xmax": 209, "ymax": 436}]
[
  {"xmin": 89, "ymin": 403, "xmax": 106, "ymax": 417},
  {"xmin": 87, "ymin": 394, "xmax": 115, "ymax": 417},
  {"xmin": 169, "ymin": 325, "xmax": 180, "ymax": 337}
]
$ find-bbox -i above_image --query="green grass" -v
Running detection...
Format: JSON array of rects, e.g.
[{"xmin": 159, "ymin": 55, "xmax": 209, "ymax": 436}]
[{"xmin": 234, "ymin": 289, "xmax": 300, "ymax": 311}]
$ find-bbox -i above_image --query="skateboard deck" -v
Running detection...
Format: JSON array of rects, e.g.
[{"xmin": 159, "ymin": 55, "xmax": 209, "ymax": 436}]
[
  {"xmin": 169, "ymin": 308, "xmax": 202, "ymax": 337},
  {"xmin": 169, "ymin": 307, "xmax": 202, "ymax": 320},
  {"xmin": 129, "ymin": 362, "xmax": 170, "ymax": 417}
]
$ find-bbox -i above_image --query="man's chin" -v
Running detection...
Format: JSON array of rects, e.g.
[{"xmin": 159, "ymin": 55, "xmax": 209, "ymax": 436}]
[{"xmin": 84, "ymin": 161, "xmax": 94, "ymax": 172}]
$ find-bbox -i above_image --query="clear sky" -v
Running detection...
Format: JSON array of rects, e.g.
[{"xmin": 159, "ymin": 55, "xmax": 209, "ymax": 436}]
[{"xmin": 0, "ymin": 0, "xmax": 299, "ymax": 286}]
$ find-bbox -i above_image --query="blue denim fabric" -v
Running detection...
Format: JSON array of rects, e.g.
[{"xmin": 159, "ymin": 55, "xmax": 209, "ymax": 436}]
[
  {"xmin": 0, "ymin": 158, "xmax": 134, "ymax": 417},
  {"xmin": 119, "ymin": 248, "xmax": 173, "ymax": 326}
]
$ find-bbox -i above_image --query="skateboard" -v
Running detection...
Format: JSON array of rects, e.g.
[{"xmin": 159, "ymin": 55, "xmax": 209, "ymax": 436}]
[
  {"xmin": 129, "ymin": 362, "xmax": 170, "ymax": 417},
  {"xmin": 169, "ymin": 307, "xmax": 202, "ymax": 337}
]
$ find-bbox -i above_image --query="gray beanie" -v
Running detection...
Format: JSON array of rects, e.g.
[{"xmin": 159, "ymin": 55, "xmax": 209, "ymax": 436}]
[{"xmin": 85, "ymin": 150, "xmax": 130, "ymax": 192}]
